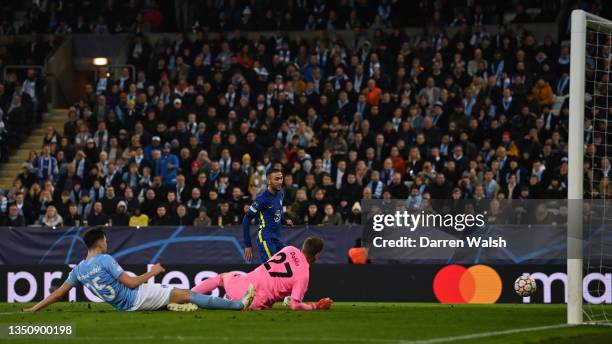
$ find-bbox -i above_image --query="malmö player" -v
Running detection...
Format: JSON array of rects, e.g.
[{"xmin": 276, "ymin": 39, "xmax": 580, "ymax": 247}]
[
  {"xmin": 23, "ymin": 227, "xmax": 255, "ymax": 313},
  {"xmin": 242, "ymin": 168, "xmax": 293, "ymax": 262},
  {"xmin": 189, "ymin": 236, "xmax": 333, "ymax": 311}
]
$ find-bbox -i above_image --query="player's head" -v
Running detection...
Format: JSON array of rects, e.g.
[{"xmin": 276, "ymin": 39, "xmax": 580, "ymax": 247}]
[
  {"xmin": 266, "ymin": 168, "xmax": 283, "ymax": 192},
  {"xmin": 83, "ymin": 227, "xmax": 108, "ymax": 253},
  {"xmin": 301, "ymin": 236, "xmax": 325, "ymax": 264}
]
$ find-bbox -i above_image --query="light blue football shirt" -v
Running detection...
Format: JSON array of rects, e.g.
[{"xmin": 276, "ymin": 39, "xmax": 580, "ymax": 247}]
[{"xmin": 66, "ymin": 254, "xmax": 137, "ymax": 311}]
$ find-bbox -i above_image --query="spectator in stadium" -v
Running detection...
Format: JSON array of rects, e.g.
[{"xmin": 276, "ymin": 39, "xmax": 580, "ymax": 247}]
[
  {"xmin": 532, "ymin": 78, "xmax": 554, "ymax": 106},
  {"xmin": 175, "ymin": 204, "xmax": 193, "ymax": 226},
  {"xmin": 14, "ymin": 192, "xmax": 34, "ymax": 225},
  {"xmin": 346, "ymin": 201, "xmax": 362, "ymax": 225},
  {"xmin": 321, "ymin": 204, "xmax": 343, "ymax": 226},
  {"xmin": 150, "ymin": 204, "xmax": 173, "ymax": 226},
  {"xmin": 186, "ymin": 185, "xmax": 205, "ymax": 212},
  {"xmin": 304, "ymin": 202, "xmax": 322, "ymax": 226},
  {"xmin": 63, "ymin": 203, "xmax": 82, "ymax": 227},
  {"xmin": 41, "ymin": 205, "xmax": 63, "ymax": 228},
  {"xmin": 33, "ymin": 146, "xmax": 58, "ymax": 182},
  {"xmin": 0, "ymin": 0, "xmax": 584, "ymax": 230},
  {"xmin": 87, "ymin": 201, "xmax": 110, "ymax": 226},
  {"xmin": 193, "ymin": 208, "xmax": 212, "ymax": 226},
  {"xmin": 43, "ymin": 126, "xmax": 61, "ymax": 147},
  {"xmin": 52, "ymin": 191, "xmax": 71, "ymax": 218},
  {"xmin": 129, "ymin": 207, "xmax": 149, "ymax": 227},
  {"xmin": 2, "ymin": 203, "xmax": 26, "ymax": 227},
  {"xmin": 160, "ymin": 144, "xmax": 179, "ymax": 185},
  {"xmin": 217, "ymin": 200, "xmax": 237, "ymax": 227},
  {"xmin": 101, "ymin": 186, "xmax": 119, "ymax": 214},
  {"xmin": 110, "ymin": 201, "xmax": 130, "ymax": 226}
]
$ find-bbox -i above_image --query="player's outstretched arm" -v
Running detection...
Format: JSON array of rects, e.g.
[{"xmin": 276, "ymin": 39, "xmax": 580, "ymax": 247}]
[
  {"xmin": 118, "ymin": 262, "xmax": 165, "ymax": 289},
  {"xmin": 23, "ymin": 283, "xmax": 73, "ymax": 313},
  {"xmin": 289, "ymin": 298, "xmax": 315, "ymax": 310},
  {"xmin": 242, "ymin": 211, "xmax": 256, "ymax": 261},
  {"xmin": 289, "ymin": 297, "xmax": 333, "ymax": 311}
]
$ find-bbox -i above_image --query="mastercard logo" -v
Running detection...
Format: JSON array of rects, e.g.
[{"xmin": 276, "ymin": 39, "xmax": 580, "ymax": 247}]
[{"xmin": 433, "ymin": 264, "xmax": 502, "ymax": 304}]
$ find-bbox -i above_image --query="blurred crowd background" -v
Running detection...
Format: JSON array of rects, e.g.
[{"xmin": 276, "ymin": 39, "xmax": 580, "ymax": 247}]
[{"xmin": 0, "ymin": 0, "xmax": 609, "ymax": 228}]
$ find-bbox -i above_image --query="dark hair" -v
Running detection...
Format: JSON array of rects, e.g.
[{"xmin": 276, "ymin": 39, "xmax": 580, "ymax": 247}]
[
  {"xmin": 268, "ymin": 168, "xmax": 282, "ymax": 175},
  {"xmin": 83, "ymin": 227, "xmax": 106, "ymax": 249},
  {"xmin": 302, "ymin": 236, "xmax": 324, "ymax": 257}
]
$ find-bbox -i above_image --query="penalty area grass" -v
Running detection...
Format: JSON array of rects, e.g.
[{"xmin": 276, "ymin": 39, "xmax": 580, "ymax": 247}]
[{"xmin": 0, "ymin": 302, "xmax": 611, "ymax": 343}]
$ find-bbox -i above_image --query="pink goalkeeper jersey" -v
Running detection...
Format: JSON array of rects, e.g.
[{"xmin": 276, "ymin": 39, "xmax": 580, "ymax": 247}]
[{"xmin": 245, "ymin": 246, "xmax": 310, "ymax": 310}]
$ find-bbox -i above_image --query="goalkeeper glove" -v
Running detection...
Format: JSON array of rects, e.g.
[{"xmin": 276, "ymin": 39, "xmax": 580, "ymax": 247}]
[{"xmin": 312, "ymin": 297, "xmax": 333, "ymax": 310}]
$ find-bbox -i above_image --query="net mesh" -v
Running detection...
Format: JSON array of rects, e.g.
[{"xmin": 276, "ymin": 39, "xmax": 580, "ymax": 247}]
[{"xmin": 582, "ymin": 14, "xmax": 612, "ymax": 323}]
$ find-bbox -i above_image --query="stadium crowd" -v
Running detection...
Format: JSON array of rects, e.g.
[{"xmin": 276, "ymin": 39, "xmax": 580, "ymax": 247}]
[
  {"xmin": 0, "ymin": 1, "xmax": 563, "ymax": 35},
  {"xmin": 1, "ymin": 0, "xmax": 610, "ymax": 228}
]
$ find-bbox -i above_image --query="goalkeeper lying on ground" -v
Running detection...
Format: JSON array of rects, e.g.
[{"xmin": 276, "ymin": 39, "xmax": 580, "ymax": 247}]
[{"xmin": 182, "ymin": 236, "xmax": 333, "ymax": 311}]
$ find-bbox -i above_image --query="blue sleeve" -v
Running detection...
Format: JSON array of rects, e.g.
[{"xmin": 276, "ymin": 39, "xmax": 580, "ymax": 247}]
[
  {"xmin": 242, "ymin": 195, "xmax": 264, "ymax": 248},
  {"xmin": 114, "ymin": 105, "xmax": 125, "ymax": 123},
  {"xmin": 165, "ymin": 155, "xmax": 178, "ymax": 169},
  {"xmin": 100, "ymin": 255, "xmax": 125, "ymax": 279},
  {"xmin": 52, "ymin": 158, "xmax": 58, "ymax": 178},
  {"xmin": 65, "ymin": 269, "xmax": 80, "ymax": 287},
  {"xmin": 144, "ymin": 146, "xmax": 152, "ymax": 163}
]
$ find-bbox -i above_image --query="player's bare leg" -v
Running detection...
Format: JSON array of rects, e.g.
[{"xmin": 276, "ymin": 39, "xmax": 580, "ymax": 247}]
[
  {"xmin": 167, "ymin": 288, "xmax": 198, "ymax": 312},
  {"xmin": 166, "ymin": 287, "xmax": 254, "ymax": 312}
]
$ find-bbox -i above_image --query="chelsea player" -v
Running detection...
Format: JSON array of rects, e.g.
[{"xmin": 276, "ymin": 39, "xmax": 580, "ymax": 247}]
[
  {"xmin": 243, "ymin": 168, "xmax": 293, "ymax": 262},
  {"xmin": 23, "ymin": 227, "xmax": 255, "ymax": 312}
]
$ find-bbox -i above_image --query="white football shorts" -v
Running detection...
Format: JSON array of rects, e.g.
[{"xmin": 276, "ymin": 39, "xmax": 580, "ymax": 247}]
[{"xmin": 129, "ymin": 283, "xmax": 173, "ymax": 311}]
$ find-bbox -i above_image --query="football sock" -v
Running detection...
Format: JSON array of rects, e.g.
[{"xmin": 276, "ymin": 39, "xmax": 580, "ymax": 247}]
[
  {"xmin": 191, "ymin": 274, "xmax": 222, "ymax": 294},
  {"xmin": 189, "ymin": 291, "xmax": 243, "ymax": 310}
]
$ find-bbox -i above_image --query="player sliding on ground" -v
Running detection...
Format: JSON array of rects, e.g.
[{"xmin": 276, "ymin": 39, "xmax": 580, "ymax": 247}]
[
  {"xmin": 243, "ymin": 168, "xmax": 293, "ymax": 262},
  {"xmin": 23, "ymin": 227, "xmax": 255, "ymax": 313},
  {"xmin": 184, "ymin": 236, "xmax": 333, "ymax": 311}
]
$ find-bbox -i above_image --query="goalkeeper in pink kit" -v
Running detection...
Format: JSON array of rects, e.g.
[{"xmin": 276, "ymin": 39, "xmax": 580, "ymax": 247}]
[{"xmin": 192, "ymin": 237, "xmax": 333, "ymax": 310}]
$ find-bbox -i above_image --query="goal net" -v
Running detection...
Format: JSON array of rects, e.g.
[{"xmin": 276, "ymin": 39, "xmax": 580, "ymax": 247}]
[{"xmin": 569, "ymin": 9, "xmax": 612, "ymax": 325}]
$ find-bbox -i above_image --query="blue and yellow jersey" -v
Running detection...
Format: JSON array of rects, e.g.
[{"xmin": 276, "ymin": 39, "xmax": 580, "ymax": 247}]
[{"xmin": 242, "ymin": 189, "xmax": 284, "ymax": 248}]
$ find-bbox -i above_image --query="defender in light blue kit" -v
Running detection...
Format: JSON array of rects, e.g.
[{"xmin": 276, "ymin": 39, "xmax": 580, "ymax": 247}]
[{"xmin": 24, "ymin": 227, "xmax": 255, "ymax": 313}]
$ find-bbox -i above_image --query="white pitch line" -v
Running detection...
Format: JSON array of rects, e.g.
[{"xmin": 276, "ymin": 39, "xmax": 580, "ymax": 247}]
[
  {"xmin": 0, "ymin": 309, "xmax": 87, "ymax": 315},
  {"xmin": 398, "ymin": 324, "xmax": 574, "ymax": 344}
]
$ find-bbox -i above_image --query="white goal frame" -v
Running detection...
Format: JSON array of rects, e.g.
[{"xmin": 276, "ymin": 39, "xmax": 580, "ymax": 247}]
[
  {"xmin": 568, "ymin": 8, "xmax": 586, "ymax": 326},
  {"xmin": 568, "ymin": 9, "xmax": 612, "ymax": 325}
]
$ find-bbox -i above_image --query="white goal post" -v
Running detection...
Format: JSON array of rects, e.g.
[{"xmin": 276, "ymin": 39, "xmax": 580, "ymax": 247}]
[
  {"xmin": 568, "ymin": 9, "xmax": 612, "ymax": 325},
  {"xmin": 568, "ymin": 8, "xmax": 586, "ymax": 326}
]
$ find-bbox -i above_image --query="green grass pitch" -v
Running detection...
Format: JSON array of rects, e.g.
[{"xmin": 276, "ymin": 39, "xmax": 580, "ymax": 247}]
[{"xmin": 0, "ymin": 302, "xmax": 611, "ymax": 343}]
